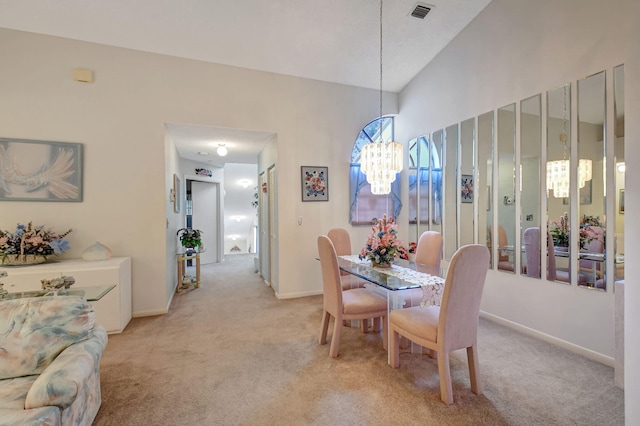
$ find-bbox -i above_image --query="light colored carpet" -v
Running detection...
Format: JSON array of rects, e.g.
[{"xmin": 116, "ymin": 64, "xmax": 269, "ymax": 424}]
[{"xmin": 93, "ymin": 254, "xmax": 624, "ymax": 425}]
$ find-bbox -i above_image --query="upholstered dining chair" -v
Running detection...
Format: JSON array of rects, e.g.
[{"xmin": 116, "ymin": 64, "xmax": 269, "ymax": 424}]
[
  {"xmin": 317, "ymin": 235, "xmax": 388, "ymax": 358},
  {"xmin": 389, "ymin": 244, "xmax": 490, "ymax": 404},
  {"xmin": 405, "ymin": 231, "xmax": 443, "ymax": 307},
  {"xmin": 524, "ymin": 227, "xmax": 541, "ymax": 278},
  {"xmin": 327, "ymin": 228, "xmax": 364, "ymax": 291},
  {"xmin": 546, "ymin": 231, "xmax": 588, "ymax": 285}
]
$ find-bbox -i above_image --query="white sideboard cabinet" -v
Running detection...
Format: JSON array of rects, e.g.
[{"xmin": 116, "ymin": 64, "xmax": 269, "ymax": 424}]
[{"xmin": 0, "ymin": 257, "xmax": 132, "ymax": 333}]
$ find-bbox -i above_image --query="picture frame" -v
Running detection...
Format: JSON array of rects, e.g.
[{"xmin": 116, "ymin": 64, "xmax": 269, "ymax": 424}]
[
  {"xmin": 301, "ymin": 166, "xmax": 328, "ymax": 201},
  {"xmin": 461, "ymin": 174, "xmax": 473, "ymax": 203},
  {"xmin": 0, "ymin": 137, "xmax": 83, "ymax": 202},
  {"xmin": 620, "ymin": 189, "xmax": 625, "ymax": 214},
  {"xmin": 173, "ymin": 174, "xmax": 181, "ymax": 213}
]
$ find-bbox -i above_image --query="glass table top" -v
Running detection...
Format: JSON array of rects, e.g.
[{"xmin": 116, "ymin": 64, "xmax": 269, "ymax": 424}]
[
  {"xmin": 0, "ymin": 284, "xmax": 116, "ymax": 302},
  {"xmin": 337, "ymin": 256, "xmax": 443, "ymax": 291}
]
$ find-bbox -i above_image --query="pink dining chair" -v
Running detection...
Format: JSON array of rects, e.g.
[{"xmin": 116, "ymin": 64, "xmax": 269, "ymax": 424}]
[
  {"xmin": 389, "ymin": 244, "xmax": 490, "ymax": 404},
  {"xmin": 327, "ymin": 228, "xmax": 365, "ymax": 291},
  {"xmin": 317, "ymin": 235, "xmax": 388, "ymax": 358},
  {"xmin": 524, "ymin": 227, "xmax": 541, "ymax": 278},
  {"xmin": 405, "ymin": 231, "xmax": 443, "ymax": 307},
  {"xmin": 546, "ymin": 231, "xmax": 588, "ymax": 285}
]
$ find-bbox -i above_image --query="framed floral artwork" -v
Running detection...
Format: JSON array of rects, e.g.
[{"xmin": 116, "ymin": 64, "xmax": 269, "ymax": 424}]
[
  {"xmin": 0, "ymin": 137, "xmax": 83, "ymax": 202},
  {"xmin": 461, "ymin": 174, "xmax": 473, "ymax": 203},
  {"xmin": 301, "ymin": 166, "xmax": 328, "ymax": 201}
]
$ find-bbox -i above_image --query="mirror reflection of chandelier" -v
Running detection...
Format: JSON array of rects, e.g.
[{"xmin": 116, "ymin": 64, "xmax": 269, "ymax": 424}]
[
  {"xmin": 546, "ymin": 86, "xmax": 592, "ymax": 198},
  {"xmin": 546, "ymin": 157, "xmax": 593, "ymax": 198},
  {"xmin": 359, "ymin": 0, "xmax": 403, "ymax": 195}
]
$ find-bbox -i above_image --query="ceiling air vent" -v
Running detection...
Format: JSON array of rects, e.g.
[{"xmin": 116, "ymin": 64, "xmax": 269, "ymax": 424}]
[{"xmin": 410, "ymin": 3, "xmax": 433, "ymax": 19}]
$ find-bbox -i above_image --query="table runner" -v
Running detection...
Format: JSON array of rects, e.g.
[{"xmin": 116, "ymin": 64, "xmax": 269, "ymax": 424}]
[{"xmin": 339, "ymin": 255, "xmax": 444, "ymax": 307}]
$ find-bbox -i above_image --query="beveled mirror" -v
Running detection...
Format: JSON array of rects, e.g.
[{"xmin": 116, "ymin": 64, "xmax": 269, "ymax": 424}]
[
  {"xmin": 477, "ymin": 111, "xmax": 494, "ymax": 268},
  {"xmin": 547, "ymin": 84, "xmax": 572, "ymax": 285},
  {"xmin": 496, "ymin": 103, "xmax": 516, "ymax": 273},
  {"xmin": 459, "ymin": 118, "xmax": 475, "ymax": 247},
  {"xmin": 577, "ymin": 71, "xmax": 606, "ymax": 289},
  {"xmin": 613, "ymin": 65, "xmax": 625, "ymax": 284},
  {"xmin": 520, "ymin": 94, "xmax": 542, "ymax": 279},
  {"xmin": 443, "ymin": 124, "xmax": 459, "ymax": 259}
]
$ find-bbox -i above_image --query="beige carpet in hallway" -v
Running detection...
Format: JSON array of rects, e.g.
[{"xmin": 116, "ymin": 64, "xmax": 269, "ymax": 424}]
[{"xmin": 93, "ymin": 254, "xmax": 623, "ymax": 425}]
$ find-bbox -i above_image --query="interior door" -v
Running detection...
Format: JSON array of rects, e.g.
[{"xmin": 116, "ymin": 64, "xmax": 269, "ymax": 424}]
[{"xmin": 191, "ymin": 181, "xmax": 218, "ymax": 264}]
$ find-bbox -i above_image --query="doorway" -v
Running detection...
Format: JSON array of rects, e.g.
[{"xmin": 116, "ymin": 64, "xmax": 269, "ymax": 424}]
[{"xmin": 188, "ymin": 179, "xmax": 220, "ymax": 265}]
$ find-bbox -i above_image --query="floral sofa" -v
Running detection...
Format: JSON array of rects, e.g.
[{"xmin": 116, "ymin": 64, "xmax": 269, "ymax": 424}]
[{"xmin": 0, "ymin": 296, "xmax": 107, "ymax": 425}]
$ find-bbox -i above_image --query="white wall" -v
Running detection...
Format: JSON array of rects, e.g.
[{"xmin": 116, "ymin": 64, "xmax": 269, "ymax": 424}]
[
  {"xmin": 0, "ymin": 28, "xmax": 396, "ymax": 313},
  {"xmin": 398, "ymin": 0, "xmax": 625, "ymax": 359}
]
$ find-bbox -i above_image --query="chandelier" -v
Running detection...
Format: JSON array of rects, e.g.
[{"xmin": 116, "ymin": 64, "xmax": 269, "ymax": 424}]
[
  {"xmin": 546, "ymin": 86, "xmax": 592, "ymax": 198},
  {"xmin": 359, "ymin": 0, "xmax": 403, "ymax": 195}
]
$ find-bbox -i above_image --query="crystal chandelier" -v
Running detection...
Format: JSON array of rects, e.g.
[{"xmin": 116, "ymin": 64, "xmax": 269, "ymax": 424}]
[
  {"xmin": 546, "ymin": 86, "xmax": 592, "ymax": 198},
  {"xmin": 359, "ymin": 0, "xmax": 403, "ymax": 195}
]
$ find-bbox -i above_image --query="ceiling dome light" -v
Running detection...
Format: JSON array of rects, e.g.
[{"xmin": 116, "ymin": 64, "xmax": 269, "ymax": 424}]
[{"xmin": 217, "ymin": 144, "xmax": 228, "ymax": 157}]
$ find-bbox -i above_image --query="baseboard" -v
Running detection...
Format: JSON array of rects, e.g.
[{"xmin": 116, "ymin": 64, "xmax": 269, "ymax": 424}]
[
  {"xmin": 133, "ymin": 308, "xmax": 169, "ymax": 318},
  {"xmin": 480, "ymin": 311, "xmax": 614, "ymax": 367},
  {"xmin": 275, "ymin": 289, "xmax": 323, "ymax": 299}
]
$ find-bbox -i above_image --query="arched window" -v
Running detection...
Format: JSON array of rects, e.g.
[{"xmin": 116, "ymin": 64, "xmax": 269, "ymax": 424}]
[
  {"xmin": 408, "ymin": 136, "xmax": 442, "ymax": 225},
  {"xmin": 349, "ymin": 117, "xmax": 402, "ymax": 225}
]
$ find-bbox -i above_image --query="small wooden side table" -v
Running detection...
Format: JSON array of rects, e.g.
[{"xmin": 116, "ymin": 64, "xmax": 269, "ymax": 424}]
[{"xmin": 176, "ymin": 250, "xmax": 201, "ymax": 292}]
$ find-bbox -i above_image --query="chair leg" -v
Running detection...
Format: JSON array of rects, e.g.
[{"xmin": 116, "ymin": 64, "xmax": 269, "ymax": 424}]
[
  {"xmin": 438, "ymin": 351, "xmax": 453, "ymax": 405},
  {"xmin": 329, "ymin": 315, "xmax": 342, "ymax": 358},
  {"xmin": 319, "ymin": 310, "xmax": 330, "ymax": 345},
  {"xmin": 467, "ymin": 345, "xmax": 482, "ymax": 395},
  {"xmin": 382, "ymin": 315, "xmax": 388, "ymax": 351},
  {"xmin": 373, "ymin": 317, "xmax": 381, "ymax": 332},
  {"xmin": 362, "ymin": 318, "xmax": 369, "ymax": 333},
  {"xmin": 390, "ymin": 327, "xmax": 400, "ymax": 367}
]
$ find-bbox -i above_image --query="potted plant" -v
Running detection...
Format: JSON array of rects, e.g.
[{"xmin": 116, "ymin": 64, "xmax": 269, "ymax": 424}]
[{"xmin": 177, "ymin": 228, "xmax": 202, "ymax": 250}]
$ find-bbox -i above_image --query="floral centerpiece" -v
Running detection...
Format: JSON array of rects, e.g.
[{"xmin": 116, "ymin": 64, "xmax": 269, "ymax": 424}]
[
  {"xmin": 0, "ymin": 222, "xmax": 72, "ymax": 265},
  {"xmin": 359, "ymin": 215, "xmax": 404, "ymax": 268},
  {"xmin": 549, "ymin": 213, "xmax": 599, "ymax": 250}
]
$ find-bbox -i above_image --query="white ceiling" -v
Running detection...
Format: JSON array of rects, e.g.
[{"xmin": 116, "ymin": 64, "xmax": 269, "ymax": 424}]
[{"xmin": 0, "ymin": 0, "xmax": 492, "ymax": 166}]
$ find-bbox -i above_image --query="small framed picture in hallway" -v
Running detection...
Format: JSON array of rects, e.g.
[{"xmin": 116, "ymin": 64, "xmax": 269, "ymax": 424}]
[{"xmin": 301, "ymin": 166, "xmax": 328, "ymax": 201}]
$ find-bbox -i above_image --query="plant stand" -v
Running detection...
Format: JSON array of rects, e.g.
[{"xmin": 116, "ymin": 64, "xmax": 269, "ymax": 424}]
[{"xmin": 176, "ymin": 250, "xmax": 200, "ymax": 292}]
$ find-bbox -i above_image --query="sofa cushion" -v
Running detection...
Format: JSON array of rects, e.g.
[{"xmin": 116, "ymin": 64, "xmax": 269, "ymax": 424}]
[
  {"xmin": 0, "ymin": 296, "xmax": 95, "ymax": 380},
  {"xmin": 0, "ymin": 376, "xmax": 38, "ymax": 410}
]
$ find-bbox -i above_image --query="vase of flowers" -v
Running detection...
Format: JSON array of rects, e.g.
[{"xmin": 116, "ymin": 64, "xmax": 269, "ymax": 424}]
[
  {"xmin": 549, "ymin": 213, "xmax": 600, "ymax": 250},
  {"xmin": 0, "ymin": 222, "xmax": 72, "ymax": 265},
  {"xmin": 359, "ymin": 215, "xmax": 404, "ymax": 268}
]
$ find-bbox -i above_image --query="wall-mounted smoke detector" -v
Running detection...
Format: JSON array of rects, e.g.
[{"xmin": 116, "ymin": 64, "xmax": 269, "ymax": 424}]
[{"xmin": 410, "ymin": 3, "xmax": 433, "ymax": 19}]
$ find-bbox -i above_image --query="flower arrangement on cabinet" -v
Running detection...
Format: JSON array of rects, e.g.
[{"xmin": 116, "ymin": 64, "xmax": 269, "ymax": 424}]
[
  {"xmin": 0, "ymin": 222, "xmax": 72, "ymax": 265},
  {"xmin": 359, "ymin": 215, "xmax": 405, "ymax": 267}
]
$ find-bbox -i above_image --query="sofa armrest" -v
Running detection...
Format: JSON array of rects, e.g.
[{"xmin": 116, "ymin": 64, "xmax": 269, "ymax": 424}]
[{"xmin": 25, "ymin": 325, "xmax": 108, "ymax": 410}]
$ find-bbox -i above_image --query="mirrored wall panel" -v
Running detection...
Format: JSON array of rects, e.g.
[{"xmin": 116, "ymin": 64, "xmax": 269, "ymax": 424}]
[
  {"xmin": 444, "ymin": 124, "xmax": 459, "ymax": 259},
  {"xmin": 547, "ymin": 84, "xmax": 572, "ymax": 285},
  {"xmin": 520, "ymin": 95, "xmax": 542, "ymax": 279},
  {"xmin": 614, "ymin": 65, "xmax": 625, "ymax": 283},
  {"xmin": 496, "ymin": 103, "xmax": 516, "ymax": 273},
  {"xmin": 460, "ymin": 118, "xmax": 475, "ymax": 247},
  {"xmin": 577, "ymin": 71, "xmax": 606, "ymax": 289},
  {"xmin": 477, "ymin": 111, "xmax": 494, "ymax": 268},
  {"xmin": 431, "ymin": 130, "xmax": 444, "ymax": 237}
]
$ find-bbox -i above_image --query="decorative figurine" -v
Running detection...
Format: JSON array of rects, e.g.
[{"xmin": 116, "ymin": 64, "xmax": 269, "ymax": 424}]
[{"xmin": 41, "ymin": 276, "xmax": 76, "ymax": 292}]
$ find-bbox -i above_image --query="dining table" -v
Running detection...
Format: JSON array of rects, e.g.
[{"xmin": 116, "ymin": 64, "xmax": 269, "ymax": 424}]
[{"xmin": 337, "ymin": 255, "xmax": 446, "ymax": 363}]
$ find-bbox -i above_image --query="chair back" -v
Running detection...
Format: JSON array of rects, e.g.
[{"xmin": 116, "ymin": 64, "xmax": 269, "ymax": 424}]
[
  {"xmin": 523, "ymin": 227, "xmax": 541, "ymax": 278},
  {"xmin": 488, "ymin": 225, "xmax": 510, "ymax": 261},
  {"xmin": 438, "ymin": 244, "xmax": 490, "ymax": 351},
  {"xmin": 546, "ymin": 231, "xmax": 557, "ymax": 281},
  {"xmin": 327, "ymin": 228, "xmax": 352, "ymax": 256},
  {"xmin": 317, "ymin": 235, "xmax": 343, "ymax": 317},
  {"xmin": 415, "ymin": 231, "xmax": 443, "ymax": 270},
  {"xmin": 579, "ymin": 226, "xmax": 604, "ymax": 270}
]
